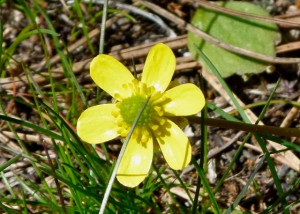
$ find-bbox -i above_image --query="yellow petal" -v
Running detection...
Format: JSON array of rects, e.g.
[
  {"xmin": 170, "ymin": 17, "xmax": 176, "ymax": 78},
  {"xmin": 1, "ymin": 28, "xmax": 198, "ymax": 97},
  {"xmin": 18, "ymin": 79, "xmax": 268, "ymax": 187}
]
[
  {"xmin": 162, "ymin": 83, "xmax": 205, "ymax": 116},
  {"xmin": 77, "ymin": 104, "xmax": 119, "ymax": 144},
  {"xmin": 90, "ymin": 54, "xmax": 134, "ymax": 99},
  {"xmin": 117, "ymin": 136, "xmax": 153, "ymax": 187},
  {"xmin": 156, "ymin": 119, "xmax": 191, "ymax": 170},
  {"xmin": 141, "ymin": 43, "xmax": 176, "ymax": 92}
]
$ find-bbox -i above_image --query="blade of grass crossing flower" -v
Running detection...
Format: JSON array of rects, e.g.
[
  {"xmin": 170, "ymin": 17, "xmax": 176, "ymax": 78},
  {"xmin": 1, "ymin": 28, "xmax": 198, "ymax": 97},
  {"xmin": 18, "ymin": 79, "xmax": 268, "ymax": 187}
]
[
  {"xmin": 97, "ymin": 0, "xmax": 110, "ymax": 162},
  {"xmin": 99, "ymin": 0, "xmax": 108, "ymax": 54},
  {"xmin": 192, "ymin": 158, "xmax": 220, "ymax": 214},
  {"xmin": 99, "ymin": 96, "xmax": 151, "ymax": 214}
]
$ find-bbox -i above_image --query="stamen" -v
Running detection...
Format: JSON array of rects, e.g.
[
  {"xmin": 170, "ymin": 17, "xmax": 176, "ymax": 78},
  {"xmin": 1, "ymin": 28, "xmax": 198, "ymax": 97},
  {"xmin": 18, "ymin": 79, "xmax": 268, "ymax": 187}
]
[
  {"xmin": 154, "ymin": 106, "xmax": 164, "ymax": 116},
  {"xmin": 114, "ymin": 93, "xmax": 122, "ymax": 101},
  {"xmin": 113, "ymin": 80, "xmax": 168, "ymax": 140}
]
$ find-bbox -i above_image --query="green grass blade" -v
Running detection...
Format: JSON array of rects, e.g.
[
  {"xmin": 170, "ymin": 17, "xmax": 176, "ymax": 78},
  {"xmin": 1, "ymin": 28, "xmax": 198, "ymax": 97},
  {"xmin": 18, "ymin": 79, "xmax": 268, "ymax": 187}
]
[
  {"xmin": 33, "ymin": 2, "xmax": 87, "ymax": 106},
  {"xmin": 0, "ymin": 114, "xmax": 63, "ymax": 140},
  {"xmin": 0, "ymin": 155, "xmax": 22, "ymax": 172},
  {"xmin": 0, "ymin": 18, "xmax": 3, "ymax": 73},
  {"xmin": 152, "ymin": 164, "xmax": 185, "ymax": 214},
  {"xmin": 261, "ymin": 178, "xmax": 300, "ymax": 213},
  {"xmin": 72, "ymin": 0, "xmax": 95, "ymax": 54},
  {"xmin": 195, "ymin": 46, "xmax": 288, "ymax": 212},
  {"xmin": 192, "ymin": 158, "xmax": 220, "ymax": 213},
  {"xmin": 194, "ymin": 45, "xmax": 249, "ymax": 122},
  {"xmin": 225, "ymin": 155, "xmax": 265, "ymax": 213}
]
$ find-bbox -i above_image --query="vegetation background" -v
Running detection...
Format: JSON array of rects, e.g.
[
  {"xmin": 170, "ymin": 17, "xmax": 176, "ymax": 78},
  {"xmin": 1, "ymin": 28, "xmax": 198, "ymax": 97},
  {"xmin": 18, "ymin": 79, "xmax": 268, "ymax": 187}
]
[{"xmin": 0, "ymin": 0, "xmax": 300, "ymax": 213}]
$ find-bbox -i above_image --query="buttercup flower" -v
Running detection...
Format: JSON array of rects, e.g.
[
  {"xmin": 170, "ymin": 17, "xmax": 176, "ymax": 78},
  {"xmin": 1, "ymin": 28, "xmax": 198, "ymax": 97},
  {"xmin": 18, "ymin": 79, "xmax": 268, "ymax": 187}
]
[{"xmin": 77, "ymin": 43, "xmax": 205, "ymax": 187}]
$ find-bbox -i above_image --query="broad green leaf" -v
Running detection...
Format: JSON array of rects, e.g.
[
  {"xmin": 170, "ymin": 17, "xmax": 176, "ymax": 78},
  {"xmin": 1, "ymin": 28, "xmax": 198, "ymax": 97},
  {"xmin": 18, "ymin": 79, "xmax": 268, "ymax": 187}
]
[{"xmin": 188, "ymin": 1, "xmax": 279, "ymax": 78}]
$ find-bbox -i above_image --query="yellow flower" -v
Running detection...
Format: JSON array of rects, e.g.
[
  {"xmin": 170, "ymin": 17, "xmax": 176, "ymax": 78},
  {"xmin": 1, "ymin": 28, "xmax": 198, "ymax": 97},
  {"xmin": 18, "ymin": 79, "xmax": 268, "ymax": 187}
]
[{"xmin": 77, "ymin": 43, "xmax": 205, "ymax": 187}]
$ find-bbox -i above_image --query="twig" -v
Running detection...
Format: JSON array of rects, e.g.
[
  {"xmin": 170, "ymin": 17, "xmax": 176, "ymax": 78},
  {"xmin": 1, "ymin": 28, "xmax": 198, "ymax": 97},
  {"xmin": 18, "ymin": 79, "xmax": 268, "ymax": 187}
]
[
  {"xmin": 67, "ymin": 0, "xmax": 176, "ymax": 38},
  {"xmin": 1, "ymin": 131, "xmax": 56, "ymax": 145},
  {"xmin": 200, "ymin": 68, "xmax": 300, "ymax": 172},
  {"xmin": 276, "ymin": 41, "xmax": 300, "ymax": 54},
  {"xmin": 139, "ymin": 1, "xmax": 300, "ymax": 64},
  {"xmin": 182, "ymin": 131, "xmax": 244, "ymax": 175},
  {"xmin": 0, "ymin": 132, "xmax": 22, "ymax": 152},
  {"xmin": 230, "ymin": 137, "xmax": 294, "ymax": 169},
  {"xmin": 225, "ymin": 155, "xmax": 265, "ymax": 214},
  {"xmin": 195, "ymin": 0, "xmax": 300, "ymax": 28},
  {"xmin": 193, "ymin": 117, "xmax": 300, "ymax": 137},
  {"xmin": 280, "ymin": 96, "xmax": 300, "ymax": 142},
  {"xmin": 0, "ymin": 36, "xmax": 187, "ymax": 90},
  {"xmin": 208, "ymin": 131, "xmax": 244, "ymax": 159}
]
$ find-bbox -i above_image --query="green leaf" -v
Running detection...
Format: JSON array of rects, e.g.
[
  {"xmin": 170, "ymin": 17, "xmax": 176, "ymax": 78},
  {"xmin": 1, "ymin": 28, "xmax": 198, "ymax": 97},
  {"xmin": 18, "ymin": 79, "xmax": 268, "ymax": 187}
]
[{"xmin": 188, "ymin": 1, "xmax": 279, "ymax": 78}]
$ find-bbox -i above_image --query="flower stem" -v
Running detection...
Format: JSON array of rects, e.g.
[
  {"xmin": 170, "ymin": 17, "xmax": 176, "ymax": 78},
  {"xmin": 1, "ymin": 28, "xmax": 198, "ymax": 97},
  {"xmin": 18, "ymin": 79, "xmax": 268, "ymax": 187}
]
[
  {"xmin": 188, "ymin": 116, "xmax": 300, "ymax": 137},
  {"xmin": 99, "ymin": 96, "xmax": 151, "ymax": 214}
]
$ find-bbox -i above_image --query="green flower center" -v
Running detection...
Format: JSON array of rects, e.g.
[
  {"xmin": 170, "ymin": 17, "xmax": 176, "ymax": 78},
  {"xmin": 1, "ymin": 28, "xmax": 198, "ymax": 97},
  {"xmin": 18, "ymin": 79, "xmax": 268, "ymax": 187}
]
[{"xmin": 119, "ymin": 95, "xmax": 153, "ymax": 127}]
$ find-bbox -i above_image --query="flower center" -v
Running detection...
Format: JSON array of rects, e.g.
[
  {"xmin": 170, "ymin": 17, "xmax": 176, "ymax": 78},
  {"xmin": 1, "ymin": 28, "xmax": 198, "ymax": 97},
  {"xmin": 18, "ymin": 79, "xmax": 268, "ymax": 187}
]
[
  {"xmin": 119, "ymin": 95, "xmax": 152, "ymax": 127},
  {"xmin": 112, "ymin": 81, "xmax": 168, "ymax": 142}
]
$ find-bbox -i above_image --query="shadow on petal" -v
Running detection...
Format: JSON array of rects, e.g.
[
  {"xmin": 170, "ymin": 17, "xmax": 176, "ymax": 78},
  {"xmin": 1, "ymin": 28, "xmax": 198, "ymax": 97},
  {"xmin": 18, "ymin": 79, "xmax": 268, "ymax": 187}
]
[{"xmin": 156, "ymin": 119, "xmax": 191, "ymax": 170}]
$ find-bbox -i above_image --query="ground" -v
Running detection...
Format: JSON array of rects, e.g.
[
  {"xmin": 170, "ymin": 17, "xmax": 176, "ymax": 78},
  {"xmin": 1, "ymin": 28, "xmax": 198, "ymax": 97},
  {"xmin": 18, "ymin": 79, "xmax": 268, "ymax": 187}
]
[{"xmin": 0, "ymin": 0, "xmax": 300, "ymax": 213}]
